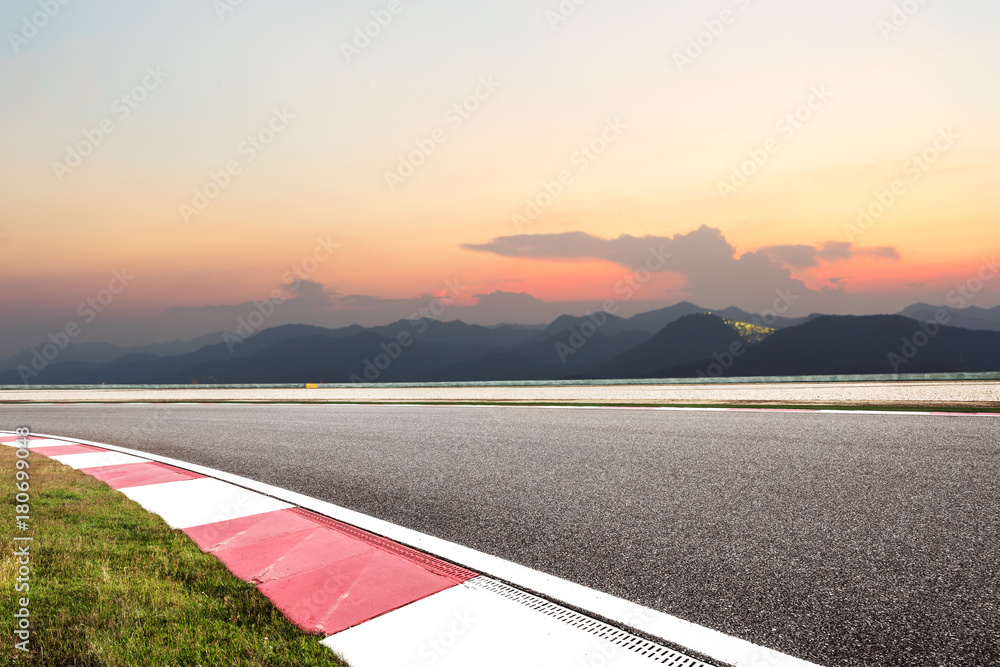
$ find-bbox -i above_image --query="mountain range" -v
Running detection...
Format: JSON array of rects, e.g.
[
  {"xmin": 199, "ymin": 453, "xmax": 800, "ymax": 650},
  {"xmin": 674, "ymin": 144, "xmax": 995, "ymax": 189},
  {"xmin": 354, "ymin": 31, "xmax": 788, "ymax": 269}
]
[{"xmin": 3, "ymin": 302, "xmax": 999, "ymax": 385}]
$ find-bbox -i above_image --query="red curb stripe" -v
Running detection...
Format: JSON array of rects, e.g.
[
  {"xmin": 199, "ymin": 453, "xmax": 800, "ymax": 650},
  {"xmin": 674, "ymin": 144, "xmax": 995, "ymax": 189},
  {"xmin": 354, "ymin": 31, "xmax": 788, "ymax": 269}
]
[
  {"xmin": 185, "ymin": 509, "xmax": 319, "ymax": 552},
  {"xmin": 182, "ymin": 507, "xmax": 475, "ymax": 635},
  {"xmin": 80, "ymin": 461, "xmax": 206, "ymax": 489},
  {"xmin": 258, "ymin": 548, "xmax": 461, "ymax": 635},
  {"xmin": 217, "ymin": 525, "xmax": 373, "ymax": 585},
  {"xmin": 33, "ymin": 444, "xmax": 105, "ymax": 457},
  {"xmin": 289, "ymin": 507, "xmax": 478, "ymax": 583}
]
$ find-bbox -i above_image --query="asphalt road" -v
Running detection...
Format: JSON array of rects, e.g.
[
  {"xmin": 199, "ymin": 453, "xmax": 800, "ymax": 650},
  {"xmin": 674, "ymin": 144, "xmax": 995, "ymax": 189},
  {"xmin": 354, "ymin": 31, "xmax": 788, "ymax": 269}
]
[{"xmin": 3, "ymin": 404, "xmax": 998, "ymax": 667}]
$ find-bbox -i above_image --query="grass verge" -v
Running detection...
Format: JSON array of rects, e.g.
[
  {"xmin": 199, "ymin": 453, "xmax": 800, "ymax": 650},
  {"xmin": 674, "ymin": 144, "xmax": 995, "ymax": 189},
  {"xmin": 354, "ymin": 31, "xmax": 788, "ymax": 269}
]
[{"xmin": 0, "ymin": 446, "xmax": 346, "ymax": 667}]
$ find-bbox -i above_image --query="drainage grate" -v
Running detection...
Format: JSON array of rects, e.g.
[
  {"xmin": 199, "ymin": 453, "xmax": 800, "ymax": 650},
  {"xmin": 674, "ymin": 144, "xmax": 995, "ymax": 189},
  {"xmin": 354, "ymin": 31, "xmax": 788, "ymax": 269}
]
[
  {"xmin": 469, "ymin": 577, "xmax": 713, "ymax": 667},
  {"xmin": 288, "ymin": 507, "xmax": 478, "ymax": 583}
]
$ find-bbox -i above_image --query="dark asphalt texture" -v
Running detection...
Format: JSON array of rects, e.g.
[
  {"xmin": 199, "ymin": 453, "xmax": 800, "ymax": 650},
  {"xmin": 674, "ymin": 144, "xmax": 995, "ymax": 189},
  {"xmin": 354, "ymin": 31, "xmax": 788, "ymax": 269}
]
[{"xmin": 3, "ymin": 404, "xmax": 998, "ymax": 667}]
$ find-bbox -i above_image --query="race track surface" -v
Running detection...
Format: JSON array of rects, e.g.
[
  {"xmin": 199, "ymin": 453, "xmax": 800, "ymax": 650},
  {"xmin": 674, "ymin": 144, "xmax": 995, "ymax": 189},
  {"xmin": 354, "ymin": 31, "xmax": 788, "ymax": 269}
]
[{"xmin": 4, "ymin": 404, "xmax": 997, "ymax": 667}]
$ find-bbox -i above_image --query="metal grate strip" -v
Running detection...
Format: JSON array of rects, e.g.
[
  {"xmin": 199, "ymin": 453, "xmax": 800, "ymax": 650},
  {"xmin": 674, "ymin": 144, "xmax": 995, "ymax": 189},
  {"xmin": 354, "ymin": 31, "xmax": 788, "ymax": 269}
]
[
  {"xmin": 288, "ymin": 507, "xmax": 478, "ymax": 583},
  {"xmin": 469, "ymin": 577, "xmax": 714, "ymax": 666}
]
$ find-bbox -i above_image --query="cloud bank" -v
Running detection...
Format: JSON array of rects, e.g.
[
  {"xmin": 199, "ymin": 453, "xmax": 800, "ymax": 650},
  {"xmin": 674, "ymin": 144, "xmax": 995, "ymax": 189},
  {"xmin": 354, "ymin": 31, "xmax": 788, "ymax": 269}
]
[{"xmin": 463, "ymin": 225, "xmax": 900, "ymax": 313}]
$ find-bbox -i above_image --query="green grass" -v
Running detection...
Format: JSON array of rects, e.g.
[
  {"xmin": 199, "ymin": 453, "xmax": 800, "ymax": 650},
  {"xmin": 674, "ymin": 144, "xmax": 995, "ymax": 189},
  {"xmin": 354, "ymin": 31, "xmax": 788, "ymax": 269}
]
[{"xmin": 0, "ymin": 446, "xmax": 347, "ymax": 667}]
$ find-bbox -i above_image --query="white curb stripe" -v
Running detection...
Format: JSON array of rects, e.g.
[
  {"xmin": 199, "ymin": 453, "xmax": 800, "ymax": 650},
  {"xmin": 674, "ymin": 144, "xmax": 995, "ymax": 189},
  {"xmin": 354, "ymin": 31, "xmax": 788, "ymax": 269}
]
[
  {"xmin": 120, "ymin": 477, "xmax": 293, "ymax": 530},
  {"xmin": 49, "ymin": 451, "xmax": 150, "ymax": 469},
  {"xmin": 3, "ymin": 430, "xmax": 819, "ymax": 667},
  {"xmin": 324, "ymin": 576, "xmax": 708, "ymax": 667},
  {"xmin": 20, "ymin": 437, "xmax": 84, "ymax": 447}
]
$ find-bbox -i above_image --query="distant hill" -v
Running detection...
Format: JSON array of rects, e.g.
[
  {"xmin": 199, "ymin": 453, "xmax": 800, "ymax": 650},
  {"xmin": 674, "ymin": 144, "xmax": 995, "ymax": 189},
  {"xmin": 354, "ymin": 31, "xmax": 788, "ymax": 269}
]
[
  {"xmin": 5, "ymin": 304, "xmax": 1000, "ymax": 385},
  {"xmin": 594, "ymin": 314, "xmax": 748, "ymax": 379},
  {"xmin": 613, "ymin": 302, "xmax": 707, "ymax": 333},
  {"xmin": 367, "ymin": 319, "xmax": 541, "ymax": 348},
  {"xmin": 0, "ymin": 332, "xmax": 231, "ymax": 374},
  {"xmin": 898, "ymin": 303, "xmax": 1000, "ymax": 332},
  {"xmin": 427, "ymin": 329, "xmax": 653, "ymax": 381},
  {"xmin": 660, "ymin": 315, "xmax": 1000, "ymax": 377},
  {"xmin": 542, "ymin": 301, "xmax": 809, "ymax": 338},
  {"xmin": 516, "ymin": 329, "xmax": 652, "ymax": 367},
  {"xmin": 0, "ymin": 342, "xmax": 126, "ymax": 374},
  {"xmin": 708, "ymin": 306, "xmax": 816, "ymax": 330},
  {"xmin": 425, "ymin": 351, "xmax": 566, "ymax": 382},
  {"xmin": 543, "ymin": 303, "xmax": 709, "ymax": 336},
  {"xmin": 154, "ymin": 333, "xmax": 480, "ymax": 384}
]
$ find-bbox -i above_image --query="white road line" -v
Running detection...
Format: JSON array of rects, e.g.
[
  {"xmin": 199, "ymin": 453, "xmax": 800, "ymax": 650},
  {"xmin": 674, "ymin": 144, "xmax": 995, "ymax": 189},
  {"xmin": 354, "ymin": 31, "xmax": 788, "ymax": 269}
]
[{"xmin": 3, "ymin": 429, "xmax": 820, "ymax": 667}]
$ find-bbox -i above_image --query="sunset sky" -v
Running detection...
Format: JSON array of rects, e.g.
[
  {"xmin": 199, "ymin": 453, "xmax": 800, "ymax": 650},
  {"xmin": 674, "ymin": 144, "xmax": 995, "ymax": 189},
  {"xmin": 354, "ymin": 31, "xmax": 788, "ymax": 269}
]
[{"xmin": 1, "ymin": 0, "xmax": 998, "ymax": 356}]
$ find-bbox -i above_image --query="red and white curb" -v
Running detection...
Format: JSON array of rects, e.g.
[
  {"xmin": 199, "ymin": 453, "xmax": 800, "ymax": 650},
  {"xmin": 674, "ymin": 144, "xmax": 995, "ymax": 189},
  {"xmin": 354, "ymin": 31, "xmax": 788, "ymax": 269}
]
[{"xmin": 2, "ymin": 431, "xmax": 820, "ymax": 667}]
